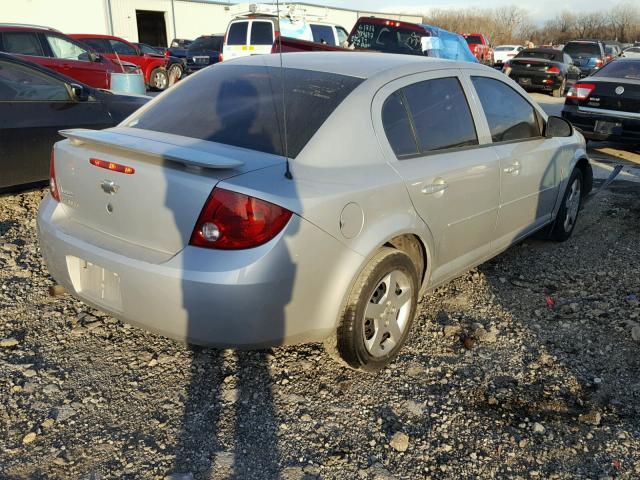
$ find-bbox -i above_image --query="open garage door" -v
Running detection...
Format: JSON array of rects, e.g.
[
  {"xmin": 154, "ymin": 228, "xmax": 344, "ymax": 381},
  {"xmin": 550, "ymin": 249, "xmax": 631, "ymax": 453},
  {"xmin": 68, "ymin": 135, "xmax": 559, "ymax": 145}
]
[{"xmin": 136, "ymin": 10, "xmax": 168, "ymax": 47}]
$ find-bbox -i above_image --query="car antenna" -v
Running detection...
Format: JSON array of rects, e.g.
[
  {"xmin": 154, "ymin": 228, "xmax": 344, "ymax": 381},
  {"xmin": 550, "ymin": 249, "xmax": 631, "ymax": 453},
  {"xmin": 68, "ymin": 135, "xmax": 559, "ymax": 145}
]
[{"xmin": 276, "ymin": 0, "xmax": 293, "ymax": 179}]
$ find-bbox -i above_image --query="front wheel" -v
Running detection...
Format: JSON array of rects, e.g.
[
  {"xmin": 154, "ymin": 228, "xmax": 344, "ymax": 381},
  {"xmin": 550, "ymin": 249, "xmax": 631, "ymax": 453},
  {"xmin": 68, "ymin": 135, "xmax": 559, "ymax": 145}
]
[
  {"xmin": 549, "ymin": 168, "xmax": 583, "ymax": 241},
  {"xmin": 326, "ymin": 248, "xmax": 419, "ymax": 371},
  {"xmin": 149, "ymin": 68, "xmax": 169, "ymax": 91}
]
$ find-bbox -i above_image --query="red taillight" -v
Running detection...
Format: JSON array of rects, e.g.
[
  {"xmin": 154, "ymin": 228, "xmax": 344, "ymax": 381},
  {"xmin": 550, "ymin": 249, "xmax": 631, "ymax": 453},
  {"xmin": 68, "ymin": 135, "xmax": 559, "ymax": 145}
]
[
  {"xmin": 89, "ymin": 158, "xmax": 135, "ymax": 174},
  {"xmin": 190, "ymin": 188, "xmax": 292, "ymax": 249},
  {"xmin": 546, "ymin": 65, "xmax": 560, "ymax": 74},
  {"xmin": 566, "ymin": 83, "xmax": 596, "ymax": 101},
  {"xmin": 218, "ymin": 53, "xmax": 223, "ymax": 62},
  {"xmin": 49, "ymin": 149, "xmax": 60, "ymax": 202},
  {"xmin": 595, "ymin": 58, "xmax": 603, "ymax": 68}
]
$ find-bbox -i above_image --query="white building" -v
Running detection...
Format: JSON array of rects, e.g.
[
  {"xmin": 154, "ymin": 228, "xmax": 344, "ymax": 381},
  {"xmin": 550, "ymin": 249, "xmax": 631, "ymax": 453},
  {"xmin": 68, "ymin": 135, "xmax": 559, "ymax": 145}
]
[{"xmin": 3, "ymin": 0, "xmax": 422, "ymax": 46}]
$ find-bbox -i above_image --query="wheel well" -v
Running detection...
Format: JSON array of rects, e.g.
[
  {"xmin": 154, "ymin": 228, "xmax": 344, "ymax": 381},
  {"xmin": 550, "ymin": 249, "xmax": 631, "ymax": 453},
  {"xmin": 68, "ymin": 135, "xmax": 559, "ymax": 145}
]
[
  {"xmin": 575, "ymin": 157, "xmax": 593, "ymax": 196},
  {"xmin": 384, "ymin": 234, "xmax": 427, "ymax": 286}
]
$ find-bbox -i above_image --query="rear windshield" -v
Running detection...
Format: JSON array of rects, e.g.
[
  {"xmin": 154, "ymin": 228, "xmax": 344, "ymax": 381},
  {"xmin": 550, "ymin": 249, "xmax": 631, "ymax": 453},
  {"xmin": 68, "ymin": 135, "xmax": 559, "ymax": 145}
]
[
  {"xmin": 593, "ymin": 60, "xmax": 640, "ymax": 79},
  {"xmin": 465, "ymin": 35, "xmax": 483, "ymax": 44},
  {"xmin": 190, "ymin": 36, "xmax": 222, "ymax": 51},
  {"xmin": 349, "ymin": 22, "xmax": 424, "ymax": 55},
  {"xmin": 250, "ymin": 21, "xmax": 273, "ymax": 45},
  {"xmin": 227, "ymin": 22, "xmax": 248, "ymax": 45},
  {"xmin": 564, "ymin": 42, "xmax": 600, "ymax": 57},
  {"xmin": 495, "ymin": 46, "xmax": 515, "ymax": 51},
  {"xmin": 126, "ymin": 65, "xmax": 363, "ymax": 158},
  {"xmin": 516, "ymin": 50, "xmax": 561, "ymax": 61}
]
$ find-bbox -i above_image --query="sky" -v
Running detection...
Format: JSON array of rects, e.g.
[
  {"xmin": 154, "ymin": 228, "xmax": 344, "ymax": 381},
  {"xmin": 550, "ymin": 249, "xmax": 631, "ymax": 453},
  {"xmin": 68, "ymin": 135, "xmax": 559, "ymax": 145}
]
[{"xmin": 308, "ymin": 0, "xmax": 605, "ymax": 24}]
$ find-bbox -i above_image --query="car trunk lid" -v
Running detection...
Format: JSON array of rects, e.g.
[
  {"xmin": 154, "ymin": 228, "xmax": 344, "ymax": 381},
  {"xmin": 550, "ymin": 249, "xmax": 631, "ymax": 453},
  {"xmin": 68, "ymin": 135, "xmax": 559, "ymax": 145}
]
[
  {"xmin": 53, "ymin": 127, "xmax": 283, "ymax": 256},
  {"xmin": 581, "ymin": 78, "xmax": 640, "ymax": 114},
  {"xmin": 510, "ymin": 58, "xmax": 551, "ymax": 72}
]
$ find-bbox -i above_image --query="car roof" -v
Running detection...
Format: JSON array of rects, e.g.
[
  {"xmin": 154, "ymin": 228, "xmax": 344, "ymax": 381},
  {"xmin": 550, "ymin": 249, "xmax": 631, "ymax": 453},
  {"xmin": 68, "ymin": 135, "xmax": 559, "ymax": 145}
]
[{"xmin": 226, "ymin": 51, "xmax": 485, "ymax": 79}]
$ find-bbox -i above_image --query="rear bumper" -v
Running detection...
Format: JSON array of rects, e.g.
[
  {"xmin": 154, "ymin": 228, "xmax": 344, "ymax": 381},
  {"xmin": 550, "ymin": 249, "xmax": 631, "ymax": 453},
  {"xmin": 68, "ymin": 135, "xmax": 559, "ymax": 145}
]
[
  {"xmin": 562, "ymin": 106, "xmax": 640, "ymax": 142},
  {"xmin": 509, "ymin": 71, "xmax": 563, "ymax": 91},
  {"xmin": 37, "ymin": 195, "xmax": 364, "ymax": 348}
]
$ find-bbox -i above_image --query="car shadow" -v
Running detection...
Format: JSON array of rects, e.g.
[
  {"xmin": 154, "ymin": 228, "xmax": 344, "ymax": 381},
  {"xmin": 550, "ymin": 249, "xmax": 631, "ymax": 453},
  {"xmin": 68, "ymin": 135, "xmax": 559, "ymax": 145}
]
[{"xmin": 162, "ymin": 72, "xmax": 300, "ymax": 478}]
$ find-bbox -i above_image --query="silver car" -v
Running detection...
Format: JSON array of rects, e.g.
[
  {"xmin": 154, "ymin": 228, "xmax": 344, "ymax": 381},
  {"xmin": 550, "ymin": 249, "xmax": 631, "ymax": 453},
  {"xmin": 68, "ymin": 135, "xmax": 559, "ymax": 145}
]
[{"xmin": 37, "ymin": 52, "xmax": 592, "ymax": 371}]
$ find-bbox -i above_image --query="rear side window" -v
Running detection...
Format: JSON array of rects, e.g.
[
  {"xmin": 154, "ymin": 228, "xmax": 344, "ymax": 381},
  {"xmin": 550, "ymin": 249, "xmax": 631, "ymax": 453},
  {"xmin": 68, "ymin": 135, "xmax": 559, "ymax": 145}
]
[
  {"xmin": 109, "ymin": 40, "xmax": 137, "ymax": 56},
  {"xmin": 250, "ymin": 21, "xmax": 273, "ymax": 45},
  {"xmin": 471, "ymin": 76, "xmax": 541, "ymax": 142},
  {"xmin": 311, "ymin": 25, "xmax": 335, "ymax": 45},
  {"xmin": 465, "ymin": 35, "xmax": 483, "ymax": 44},
  {"xmin": 127, "ymin": 65, "xmax": 362, "ymax": 158},
  {"xmin": 80, "ymin": 37, "xmax": 111, "ymax": 53},
  {"xmin": 227, "ymin": 22, "xmax": 248, "ymax": 45},
  {"xmin": 382, "ymin": 92, "xmax": 419, "ymax": 156},
  {"xmin": 2, "ymin": 32, "xmax": 44, "ymax": 57}
]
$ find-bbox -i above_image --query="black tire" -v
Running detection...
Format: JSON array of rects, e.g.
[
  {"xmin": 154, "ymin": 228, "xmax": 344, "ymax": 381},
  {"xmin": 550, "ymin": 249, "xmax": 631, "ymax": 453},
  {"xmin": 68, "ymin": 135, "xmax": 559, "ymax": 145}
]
[
  {"xmin": 327, "ymin": 247, "xmax": 419, "ymax": 372},
  {"xmin": 167, "ymin": 64, "xmax": 182, "ymax": 86},
  {"xmin": 549, "ymin": 168, "xmax": 583, "ymax": 241},
  {"xmin": 149, "ymin": 68, "xmax": 169, "ymax": 91},
  {"xmin": 552, "ymin": 78, "xmax": 566, "ymax": 98}
]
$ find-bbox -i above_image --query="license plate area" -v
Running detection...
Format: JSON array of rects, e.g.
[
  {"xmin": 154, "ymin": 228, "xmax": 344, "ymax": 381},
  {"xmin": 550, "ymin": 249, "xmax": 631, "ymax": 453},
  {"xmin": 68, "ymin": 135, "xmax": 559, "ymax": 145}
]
[
  {"xmin": 66, "ymin": 256, "xmax": 122, "ymax": 312},
  {"xmin": 595, "ymin": 120, "xmax": 622, "ymax": 135},
  {"xmin": 193, "ymin": 56, "xmax": 209, "ymax": 64}
]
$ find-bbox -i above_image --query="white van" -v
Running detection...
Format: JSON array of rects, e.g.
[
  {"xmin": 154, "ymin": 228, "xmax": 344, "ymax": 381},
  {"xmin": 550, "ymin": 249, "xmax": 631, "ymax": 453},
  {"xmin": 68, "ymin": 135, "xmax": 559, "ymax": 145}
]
[{"xmin": 221, "ymin": 4, "xmax": 348, "ymax": 61}]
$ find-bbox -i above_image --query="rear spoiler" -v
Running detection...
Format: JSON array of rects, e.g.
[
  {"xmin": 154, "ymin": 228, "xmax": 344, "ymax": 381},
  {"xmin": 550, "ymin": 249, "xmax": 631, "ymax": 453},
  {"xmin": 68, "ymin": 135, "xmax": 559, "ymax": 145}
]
[{"xmin": 59, "ymin": 128, "xmax": 244, "ymax": 169}]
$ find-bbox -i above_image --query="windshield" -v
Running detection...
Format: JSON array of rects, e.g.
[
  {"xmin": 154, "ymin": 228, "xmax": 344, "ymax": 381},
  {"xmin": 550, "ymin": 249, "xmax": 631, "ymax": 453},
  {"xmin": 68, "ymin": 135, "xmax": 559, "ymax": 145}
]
[
  {"xmin": 564, "ymin": 42, "xmax": 600, "ymax": 57},
  {"xmin": 190, "ymin": 36, "xmax": 222, "ymax": 51},
  {"xmin": 349, "ymin": 22, "xmax": 424, "ymax": 55},
  {"xmin": 593, "ymin": 60, "xmax": 640, "ymax": 79},
  {"xmin": 465, "ymin": 35, "xmax": 483, "ymax": 44},
  {"xmin": 126, "ymin": 64, "xmax": 363, "ymax": 158}
]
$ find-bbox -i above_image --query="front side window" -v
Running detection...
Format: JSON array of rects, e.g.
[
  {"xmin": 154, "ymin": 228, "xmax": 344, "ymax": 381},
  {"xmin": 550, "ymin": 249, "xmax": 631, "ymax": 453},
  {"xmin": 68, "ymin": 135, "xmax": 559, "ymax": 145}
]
[
  {"xmin": 311, "ymin": 25, "xmax": 335, "ymax": 45},
  {"xmin": 227, "ymin": 22, "xmax": 248, "ymax": 45},
  {"xmin": 2, "ymin": 32, "xmax": 45, "ymax": 57},
  {"xmin": 109, "ymin": 40, "xmax": 137, "ymax": 56},
  {"xmin": 0, "ymin": 60, "xmax": 69, "ymax": 101},
  {"xmin": 250, "ymin": 21, "xmax": 273, "ymax": 46},
  {"xmin": 471, "ymin": 76, "xmax": 541, "ymax": 143},
  {"xmin": 46, "ymin": 35, "xmax": 90, "ymax": 61}
]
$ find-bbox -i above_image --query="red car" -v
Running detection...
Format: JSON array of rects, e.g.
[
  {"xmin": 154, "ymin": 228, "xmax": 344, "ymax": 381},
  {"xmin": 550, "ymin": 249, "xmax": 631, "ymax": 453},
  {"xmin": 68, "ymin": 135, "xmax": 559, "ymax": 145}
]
[
  {"xmin": 462, "ymin": 33, "xmax": 494, "ymax": 65},
  {"xmin": 71, "ymin": 34, "xmax": 169, "ymax": 90},
  {"xmin": 0, "ymin": 24, "xmax": 128, "ymax": 90}
]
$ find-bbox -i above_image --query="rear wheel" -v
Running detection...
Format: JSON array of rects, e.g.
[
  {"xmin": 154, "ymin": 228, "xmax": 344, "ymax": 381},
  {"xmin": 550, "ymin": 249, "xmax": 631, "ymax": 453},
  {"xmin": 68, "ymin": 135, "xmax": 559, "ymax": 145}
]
[
  {"xmin": 549, "ymin": 168, "xmax": 583, "ymax": 241},
  {"xmin": 552, "ymin": 78, "xmax": 566, "ymax": 97},
  {"xmin": 326, "ymin": 248, "xmax": 419, "ymax": 371},
  {"xmin": 150, "ymin": 68, "xmax": 169, "ymax": 91}
]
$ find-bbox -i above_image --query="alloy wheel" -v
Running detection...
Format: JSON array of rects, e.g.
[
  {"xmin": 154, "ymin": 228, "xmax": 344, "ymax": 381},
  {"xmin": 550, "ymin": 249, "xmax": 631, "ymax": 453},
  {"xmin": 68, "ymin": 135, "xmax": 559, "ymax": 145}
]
[{"xmin": 563, "ymin": 178, "xmax": 581, "ymax": 232}]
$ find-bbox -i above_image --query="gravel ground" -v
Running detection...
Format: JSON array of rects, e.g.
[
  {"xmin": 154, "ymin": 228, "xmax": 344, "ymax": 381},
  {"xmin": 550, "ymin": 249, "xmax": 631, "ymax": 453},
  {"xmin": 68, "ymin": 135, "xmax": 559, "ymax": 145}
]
[{"xmin": 1, "ymin": 176, "xmax": 639, "ymax": 479}]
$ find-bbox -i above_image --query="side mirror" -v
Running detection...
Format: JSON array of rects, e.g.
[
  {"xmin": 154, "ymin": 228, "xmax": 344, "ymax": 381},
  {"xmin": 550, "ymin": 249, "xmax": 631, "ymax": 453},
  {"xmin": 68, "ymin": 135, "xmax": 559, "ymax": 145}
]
[
  {"xmin": 546, "ymin": 115, "xmax": 573, "ymax": 138},
  {"xmin": 70, "ymin": 83, "xmax": 90, "ymax": 102}
]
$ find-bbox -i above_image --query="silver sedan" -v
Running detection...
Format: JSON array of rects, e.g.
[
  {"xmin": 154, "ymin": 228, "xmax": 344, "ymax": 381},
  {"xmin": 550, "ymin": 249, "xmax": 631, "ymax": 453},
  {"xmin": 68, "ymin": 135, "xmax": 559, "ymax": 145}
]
[{"xmin": 38, "ymin": 52, "xmax": 592, "ymax": 371}]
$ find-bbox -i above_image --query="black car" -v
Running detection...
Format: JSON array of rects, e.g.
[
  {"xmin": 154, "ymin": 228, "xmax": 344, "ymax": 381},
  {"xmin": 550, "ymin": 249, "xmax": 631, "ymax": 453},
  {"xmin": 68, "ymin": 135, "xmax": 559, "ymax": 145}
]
[
  {"xmin": 185, "ymin": 35, "xmax": 223, "ymax": 73},
  {"xmin": 504, "ymin": 48, "xmax": 581, "ymax": 97},
  {"xmin": 135, "ymin": 42, "xmax": 185, "ymax": 85},
  {"xmin": 0, "ymin": 52, "xmax": 149, "ymax": 190},
  {"xmin": 563, "ymin": 40, "xmax": 607, "ymax": 78},
  {"xmin": 167, "ymin": 38, "xmax": 192, "ymax": 59},
  {"xmin": 562, "ymin": 58, "xmax": 640, "ymax": 143}
]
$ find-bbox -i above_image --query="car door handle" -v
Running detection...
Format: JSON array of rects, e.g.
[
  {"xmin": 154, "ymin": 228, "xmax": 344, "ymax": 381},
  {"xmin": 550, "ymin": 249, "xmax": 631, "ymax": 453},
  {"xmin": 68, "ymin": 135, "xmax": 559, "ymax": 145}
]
[
  {"xmin": 503, "ymin": 163, "xmax": 522, "ymax": 174},
  {"xmin": 421, "ymin": 182, "xmax": 449, "ymax": 194}
]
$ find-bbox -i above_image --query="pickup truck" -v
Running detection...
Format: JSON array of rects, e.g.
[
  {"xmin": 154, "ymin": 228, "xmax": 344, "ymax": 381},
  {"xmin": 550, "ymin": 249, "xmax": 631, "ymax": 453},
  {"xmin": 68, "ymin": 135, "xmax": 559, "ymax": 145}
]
[
  {"xmin": 462, "ymin": 33, "xmax": 494, "ymax": 65},
  {"xmin": 272, "ymin": 17, "xmax": 477, "ymax": 63}
]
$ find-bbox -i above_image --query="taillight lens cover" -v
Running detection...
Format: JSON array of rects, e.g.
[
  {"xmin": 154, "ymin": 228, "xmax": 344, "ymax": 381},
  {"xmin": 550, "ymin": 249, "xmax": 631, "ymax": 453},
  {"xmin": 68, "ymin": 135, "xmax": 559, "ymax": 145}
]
[
  {"xmin": 49, "ymin": 149, "xmax": 60, "ymax": 202},
  {"xmin": 566, "ymin": 83, "xmax": 596, "ymax": 101},
  {"xmin": 190, "ymin": 188, "xmax": 292, "ymax": 249},
  {"xmin": 546, "ymin": 65, "xmax": 561, "ymax": 74}
]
